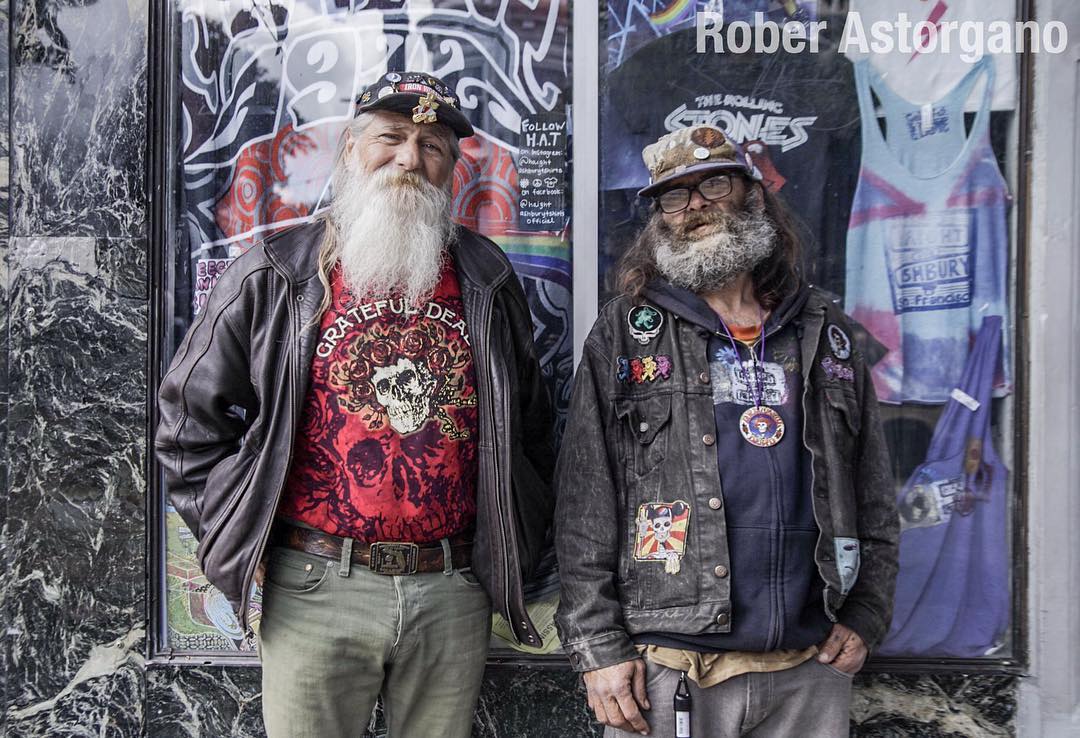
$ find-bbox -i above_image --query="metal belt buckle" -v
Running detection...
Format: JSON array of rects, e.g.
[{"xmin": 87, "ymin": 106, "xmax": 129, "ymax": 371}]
[{"xmin": 369, "ymin": 542, "xmax": 420, "ymax": 575}]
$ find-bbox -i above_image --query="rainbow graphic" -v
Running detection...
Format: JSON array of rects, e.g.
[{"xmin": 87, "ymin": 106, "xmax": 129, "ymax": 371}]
[{"xmin": 648, "ymin": 0, "xmax": 695, "ymax": 28}]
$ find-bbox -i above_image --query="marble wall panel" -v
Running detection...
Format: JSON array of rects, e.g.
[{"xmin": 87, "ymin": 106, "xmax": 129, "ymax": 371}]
[
  {"xmin": 146, "ymin": 667, "xmax": 265, "ymax": 738},
  {"xmin": 474, "ymin": 668, "xmax": 599, "ymax": 737},
  {"xmin": 10, "ymin": 0, "xmax": 147, "ymax": 239},
  {"xmin": 0, "ymin": 0, "xmax": 10, "ymax": 239},
  {"xmin": 137, "ymin": 664, "xmax": 1017, "ymax": 737},
  {"xmin": 852, "ymin": 673, "xmax": 1016, "ymax": 737},
  {"xmin": 1, "ymin": 0, "xmax": 11, "ymax": 725},
  {"xmin": 1, "ymin": 0, "xmax": 12, "ymax": 724},
  {"xmin": 2, "ymin": 236, "xmax": 147, "ymax": 735}
]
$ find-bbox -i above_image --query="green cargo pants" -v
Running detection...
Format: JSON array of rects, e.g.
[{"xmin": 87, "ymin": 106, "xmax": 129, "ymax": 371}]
[{"xmin": 258, "ymin": 545, "xmax": 491, "ymax": 738}]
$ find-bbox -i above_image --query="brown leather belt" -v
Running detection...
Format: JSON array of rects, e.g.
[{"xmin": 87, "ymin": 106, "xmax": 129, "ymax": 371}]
[{"xmin": 270, "ymin": 523, "xmax": 472, "ymax": 575}]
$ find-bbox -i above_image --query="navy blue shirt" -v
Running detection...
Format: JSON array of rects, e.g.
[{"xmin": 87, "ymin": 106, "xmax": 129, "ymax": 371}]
[{"xmin": 635, "ymin": 282, "xmax": 832, "ymax": 653}]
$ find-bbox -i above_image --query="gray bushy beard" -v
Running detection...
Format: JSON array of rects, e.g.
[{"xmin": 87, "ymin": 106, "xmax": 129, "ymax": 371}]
[
  {"xmin": 650, "ymin": 191, "xmax": 778, "ymax": 294},
  {"xmin": 330, "ymin": 161, "xmax": 455, "ymax": 305}
]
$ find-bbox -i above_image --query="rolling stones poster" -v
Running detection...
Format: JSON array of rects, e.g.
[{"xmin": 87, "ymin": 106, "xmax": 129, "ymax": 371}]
[{"xmin": 165, "ymin": 0, "xmax": 571, "ymax": 653}]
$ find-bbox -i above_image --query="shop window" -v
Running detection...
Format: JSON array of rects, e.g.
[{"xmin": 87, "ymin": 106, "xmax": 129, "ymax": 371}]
[
  {"xmin": 151, "ymin": 0, "xmax": 1028, "ymax": 668},
  {"xmin": 151, "ymin": 0, "xmax": 571, "ymax": 660},
  {"xmin": 598, "ymin": 0, "xmax": 1024, "ymax": 664}
]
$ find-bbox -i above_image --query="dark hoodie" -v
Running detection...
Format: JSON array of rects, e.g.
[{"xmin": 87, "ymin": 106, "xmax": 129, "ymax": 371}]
[{"xmin": 633, "ymin": 281, "xmax": 832, "ymax": 653}]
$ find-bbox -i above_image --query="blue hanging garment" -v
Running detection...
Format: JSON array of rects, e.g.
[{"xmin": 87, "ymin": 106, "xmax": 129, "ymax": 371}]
[{"xmin": 879, "ymin": 316, "xmax": 1008, "ymax": 656}]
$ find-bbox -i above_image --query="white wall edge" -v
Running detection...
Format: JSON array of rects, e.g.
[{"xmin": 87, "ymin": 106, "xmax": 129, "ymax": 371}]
[
  {"xmin": 1017, "ymin": 3, "xmax": 1080, "ymax": 735},
  {"xmin": 571, "ymin": 2, "xmax": 600, "ymax": 367}
]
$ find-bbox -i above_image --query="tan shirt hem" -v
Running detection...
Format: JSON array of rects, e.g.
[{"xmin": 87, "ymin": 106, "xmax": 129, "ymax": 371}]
[{"xmin": 637, "ymin": 644, "xmax": 819, "ymax": 688}]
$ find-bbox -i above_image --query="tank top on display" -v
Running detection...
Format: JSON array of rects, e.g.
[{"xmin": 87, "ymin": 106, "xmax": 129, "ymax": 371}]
[{"xmin": 844, "ymin": 56, "xmax": 1011, "ymax": 404}]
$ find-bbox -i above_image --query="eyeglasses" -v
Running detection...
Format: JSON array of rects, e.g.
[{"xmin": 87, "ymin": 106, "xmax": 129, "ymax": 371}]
[{"xmin": 657, "ymin": 174, "xmax": 735, "ymax": 214}]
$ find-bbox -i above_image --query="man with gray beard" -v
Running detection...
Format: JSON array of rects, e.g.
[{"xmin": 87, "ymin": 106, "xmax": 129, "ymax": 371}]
[
  {"xmin": 156, "ymin": 71, "xmax": 554, "ymax": 737},
  {"xmin": 555, "ymin": 125, "xmax": 897, "ymax": 737}
]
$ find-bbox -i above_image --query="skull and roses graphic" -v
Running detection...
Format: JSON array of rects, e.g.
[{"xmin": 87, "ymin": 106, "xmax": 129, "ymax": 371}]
[{"xmin": 330, "ymin": 321, "xmax": 476, "ymax": 438}]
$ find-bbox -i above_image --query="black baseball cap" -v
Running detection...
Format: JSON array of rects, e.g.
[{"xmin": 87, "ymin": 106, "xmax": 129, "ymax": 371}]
[{"xmin": 354, "ymin": 71, "xmax": 474, "ymax": 138}]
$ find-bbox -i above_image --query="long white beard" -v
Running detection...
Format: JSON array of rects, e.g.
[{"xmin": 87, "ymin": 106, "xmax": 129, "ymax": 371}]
[
  {"xmin": 330, "ymin": 164, "xmax": 455, "ymax": 305},
  {"xmin": 652, "ymin": 203, "xmax": 777, "ymax": 294}
]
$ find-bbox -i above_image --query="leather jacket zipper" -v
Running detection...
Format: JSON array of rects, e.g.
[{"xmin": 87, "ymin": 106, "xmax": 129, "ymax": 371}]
[
  {"xmin": 479, "ymin": 293, "xmax": 516, "ymax": 637},
  {"xmin": 238, "ymin": 280, "xmax": 304, "ymax": 630},
  {"xmin": 799, "ymin": 312, "xmax": 837, "ymax": 623}
]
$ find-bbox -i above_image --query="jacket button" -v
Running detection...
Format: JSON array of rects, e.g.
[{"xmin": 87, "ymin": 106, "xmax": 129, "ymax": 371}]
[
  {"xmin": 698, "ymin": 371, "xmax": 710, "ymax": 384},
  {"xmin": 714, "ymin": 565, "xmax": 728, "ymax": 578},
  {"xmin": 639, "ymin": 421, "xmax": 650, "ymax": 433},
  {"xmin": 716, "ymin": 612, "xmax": 730, "ymax": 626},
  {"xmin": 702, "ymin": 434, "xmax": 715, "ymax": 446},
  {"xmin": 708, "ymin": 497, "xmax": 723, "ymax": 510}
]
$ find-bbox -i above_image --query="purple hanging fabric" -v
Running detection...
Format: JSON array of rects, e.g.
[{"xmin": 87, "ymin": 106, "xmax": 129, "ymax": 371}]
[{"xmin": 879, "ymin": 316, "xmax": 1008, "ymax": 657}]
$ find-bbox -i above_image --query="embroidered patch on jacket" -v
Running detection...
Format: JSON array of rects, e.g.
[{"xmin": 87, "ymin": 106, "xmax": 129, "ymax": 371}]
[
  {"xmin": 826, "ymin": 323, "xmax": 852, "ymax": 360},
  {"xmin": 627, "ymin": 305, "xmax": 664, "ymax": 345},
  {"xmin": 634, "ymin": 501, "xmax": 690, "ymax": 574},
  {"xmin": 834, "ymin": 537, "xmax": 860, "ymax": 595},
  {"xmin": 711, "ymin": 355, "xmax": 789, "ymax": 405},
  {"xmin": 617, "ymin": 355, "xmax": 673, "ymax": 384},
  {"xmin": 821, "ymin": 357, "xmax": 854, "ymax": 382}
]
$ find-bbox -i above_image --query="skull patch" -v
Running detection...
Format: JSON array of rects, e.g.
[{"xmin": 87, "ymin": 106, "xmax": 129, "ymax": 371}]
[{"xmin": 634, "ymin": 500, "xmax": 691, "ymax": 574}]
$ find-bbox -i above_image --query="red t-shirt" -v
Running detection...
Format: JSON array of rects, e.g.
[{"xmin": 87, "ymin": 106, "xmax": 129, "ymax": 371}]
[{"xmin": 276, "ymin": 261, "xmax": 479, "ymax": 543}]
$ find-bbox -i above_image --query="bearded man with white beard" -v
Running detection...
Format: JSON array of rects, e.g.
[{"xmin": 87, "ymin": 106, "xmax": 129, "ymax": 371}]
[
  {"xmin": 554, "ymin": 125, "xmax": 898, "ymax": 737},
  {"xmin": 156, "ymin": 71, "xmax": 555, "ymax": 738}
]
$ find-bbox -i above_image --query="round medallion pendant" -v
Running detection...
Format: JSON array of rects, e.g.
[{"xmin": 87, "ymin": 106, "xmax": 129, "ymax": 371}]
[{"xmin": 739, "ymin": 406, "xmax": 785, "ymax": 447}]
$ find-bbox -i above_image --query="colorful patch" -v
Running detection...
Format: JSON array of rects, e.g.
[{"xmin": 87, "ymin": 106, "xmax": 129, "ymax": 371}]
[
  {"xmin": 827, "ymin": 323, "xmax": 852, "ymax": 360},
  {"xmin": 627, "ymin": 305, "xmax": 664, "ymax": 345},
  {"xmin": 821, "ymin": 357, "xmax": 854, "ymax": 382},
  {"xmin": 691, "ymin": 126, "xmax": 725, "ymax": 148},
  {"xmin": 617, "ymin": 355, "xmax": 673, "ymax": 384},
  {"xmin": 634, "ymin": 501, "xmax": 690, "ymax": 574},
  {"xmin": 711, "ymin": 358, "xmax": 788, "ymax": 406},
  {"xmin": 412, "ymin": 91, "xmax": 440, "ymax": 124}
]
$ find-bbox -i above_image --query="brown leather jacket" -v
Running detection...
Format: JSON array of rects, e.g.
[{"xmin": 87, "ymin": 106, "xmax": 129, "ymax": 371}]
[{"xmin": 155, "ymin": 219, "xmax": 555, "ymax": 645}]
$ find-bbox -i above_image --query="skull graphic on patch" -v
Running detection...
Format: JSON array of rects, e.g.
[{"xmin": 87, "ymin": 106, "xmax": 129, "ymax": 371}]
[
  {"xmin": 627, "ymin": 305, "xmax": 664, "ymax": 345},
  {"xmin": 634, "ymin": 501, "xmax": 691, "ymax": 574},
  {"xmin": 827, "ymin": 323, "xmax": 852, "ymax": 360}
]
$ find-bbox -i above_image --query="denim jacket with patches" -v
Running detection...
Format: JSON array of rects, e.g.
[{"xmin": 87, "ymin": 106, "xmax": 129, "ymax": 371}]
[{"xmin": 553, "ymin": 285, "xmax": 899, "ymax": 672}]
